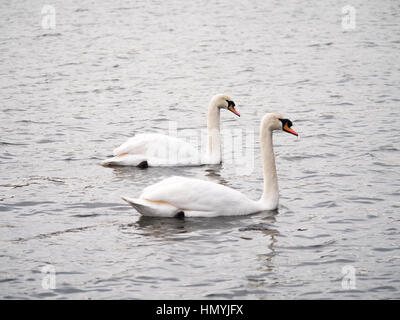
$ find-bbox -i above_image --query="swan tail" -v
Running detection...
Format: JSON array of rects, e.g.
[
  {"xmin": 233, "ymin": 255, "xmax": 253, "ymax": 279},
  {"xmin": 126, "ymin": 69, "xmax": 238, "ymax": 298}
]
[
  {"xmin": 121, "ymin": 196, "xmax": 180, "ymax": 217},
  {"xmin": 100, "ymin": 155, "xmax": 148, "ymax": 167}
]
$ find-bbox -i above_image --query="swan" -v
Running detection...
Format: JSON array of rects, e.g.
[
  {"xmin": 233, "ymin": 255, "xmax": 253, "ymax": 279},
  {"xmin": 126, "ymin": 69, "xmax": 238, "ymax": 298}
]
[
  {"xmin": 121, "ymin": 113, "xmax": 298, "ymax": 217},
  {"xmin": 100, "ymin": 94, "xmax": 240, "ymax": 167}
]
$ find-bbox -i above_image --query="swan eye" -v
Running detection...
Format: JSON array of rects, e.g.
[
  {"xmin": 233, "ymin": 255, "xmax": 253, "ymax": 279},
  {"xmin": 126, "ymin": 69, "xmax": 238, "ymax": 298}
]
[
  {"xmin": 226, "ymin": 100, "xmax": 235, "ymax": 107},
  {"xmin": 279, "ymin": 118, "xmax": 292, "ymax": 127}
]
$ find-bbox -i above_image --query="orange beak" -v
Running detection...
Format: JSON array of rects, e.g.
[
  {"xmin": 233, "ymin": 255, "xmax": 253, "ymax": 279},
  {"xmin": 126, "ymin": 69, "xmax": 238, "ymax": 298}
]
[
  {"xmin": 283, "ymin": 122, "xmax": 298, "ymax": 136},
  {"xmin": 228, "ymin": 105, "xmax": 240, "ymax": 117}
]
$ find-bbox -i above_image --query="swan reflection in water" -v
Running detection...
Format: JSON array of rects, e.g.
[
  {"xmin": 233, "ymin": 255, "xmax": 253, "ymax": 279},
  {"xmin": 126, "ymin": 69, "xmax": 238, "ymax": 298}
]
[
  {"xmin": 204, "ymin": 165, "xmax": 229, "ymax": 185},
  {"xmin": 120, "ymin": 209, "xmax": 281, "ymax": 290},
  {"xmin": 128, "ymin": 209, "xmax": 279, "ymax": 241},
  {"xmin": 110, "ymin": 163, "xmax": 227, "ymax": 185}
]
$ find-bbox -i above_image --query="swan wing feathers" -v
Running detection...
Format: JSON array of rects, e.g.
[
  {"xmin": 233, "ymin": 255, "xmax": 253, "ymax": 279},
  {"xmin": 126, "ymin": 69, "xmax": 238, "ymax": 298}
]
[
  {"xmin": 140, "ymin": 176, "xmax": 254, "ymax": 215},
  {"xmin": 113, "ymin": 134, "xmax": 199, "ymax": 160}
]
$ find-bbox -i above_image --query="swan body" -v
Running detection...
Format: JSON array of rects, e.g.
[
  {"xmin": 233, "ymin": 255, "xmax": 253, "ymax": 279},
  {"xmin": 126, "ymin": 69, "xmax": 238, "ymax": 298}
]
[
  {"xmin": 122, "ymin": 113, "xmax": 298, "ymax": 217},
  {"xmin": 101, "ymin": 94, "xmax": 240, "ymax": 167},
  {"xmin": 122, "ymin": 176, "xmax": 262, "ymax": 217},
  {"xmin": 101, "ymin": 134, "xmax": 201, "ymax": 167}
]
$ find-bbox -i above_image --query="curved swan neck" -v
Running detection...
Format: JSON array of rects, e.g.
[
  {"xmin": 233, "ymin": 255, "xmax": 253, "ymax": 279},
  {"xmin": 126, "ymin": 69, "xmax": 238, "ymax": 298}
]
[
  {"xmin": 206, "ymin": 101, "xmax": 221, "ymax": 163},
  {"xmin": 259, "ymin": 123, "xmax": 279, "ymax": 209}
]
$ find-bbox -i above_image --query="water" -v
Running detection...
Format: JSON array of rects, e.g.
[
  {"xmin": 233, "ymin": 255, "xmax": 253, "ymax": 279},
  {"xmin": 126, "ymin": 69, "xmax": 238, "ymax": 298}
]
[{"xmin": 1, "ymin": 0, "xmax": 399, "ymax": 299}]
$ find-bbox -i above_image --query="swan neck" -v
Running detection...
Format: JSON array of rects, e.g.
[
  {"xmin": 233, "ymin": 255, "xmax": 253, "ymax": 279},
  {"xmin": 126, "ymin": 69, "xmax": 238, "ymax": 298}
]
[
  {"xmin": 206, "ymin": 102, "xmax": 221, "ymax": 163},
  {"xmin": 260, "ymin": 126, "xmax": 279, "ymax": 208}
]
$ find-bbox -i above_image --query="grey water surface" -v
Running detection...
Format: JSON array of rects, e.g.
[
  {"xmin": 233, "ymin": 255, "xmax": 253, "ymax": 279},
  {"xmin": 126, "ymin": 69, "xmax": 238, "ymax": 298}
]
[{"xmin": 1, "ymin": 0, "xmax": 400, "ymax": 299}]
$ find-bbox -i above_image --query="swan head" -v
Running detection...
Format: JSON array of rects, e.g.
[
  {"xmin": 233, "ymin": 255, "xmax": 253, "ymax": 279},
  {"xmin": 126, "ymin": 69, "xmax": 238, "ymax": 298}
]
[
  {"xmin": 210, "ymin": 93, "xmax": 240, "ymax": 117},
  {"xmin": 262, "ymin": 113, "xmax": 298, "ymax": 136}
]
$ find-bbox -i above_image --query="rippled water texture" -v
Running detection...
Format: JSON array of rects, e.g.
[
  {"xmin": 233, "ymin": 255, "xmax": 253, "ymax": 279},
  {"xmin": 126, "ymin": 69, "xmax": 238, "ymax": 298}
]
[{"xmin": 1, "ymin": 0, "xmax": 399, "ymax": 299}]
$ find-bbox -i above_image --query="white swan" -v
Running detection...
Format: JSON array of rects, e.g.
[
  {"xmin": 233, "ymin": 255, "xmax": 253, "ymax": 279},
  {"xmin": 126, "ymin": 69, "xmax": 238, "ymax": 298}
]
[
  {"xmin": 122, "ymin": 113, "xmax": 298, "ymax": 217},
  {"xmin": 100, "ymin": 94, "xmax": 240, "ymax": 167}
]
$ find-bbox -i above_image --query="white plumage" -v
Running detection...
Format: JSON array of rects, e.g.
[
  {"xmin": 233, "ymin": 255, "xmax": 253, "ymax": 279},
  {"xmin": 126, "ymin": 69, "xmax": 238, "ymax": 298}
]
[
  {"xmin": 103, "ymin": 134, "xmax": 200, "ymax": 167},
  {"xmin": 122, "ymin": 176, "xmax": 257, "ymax": 217}
]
